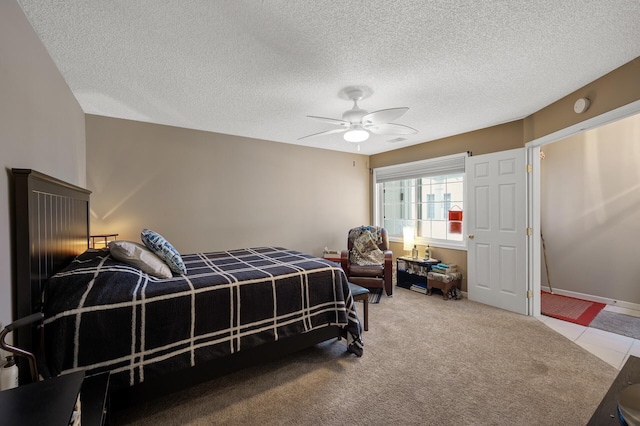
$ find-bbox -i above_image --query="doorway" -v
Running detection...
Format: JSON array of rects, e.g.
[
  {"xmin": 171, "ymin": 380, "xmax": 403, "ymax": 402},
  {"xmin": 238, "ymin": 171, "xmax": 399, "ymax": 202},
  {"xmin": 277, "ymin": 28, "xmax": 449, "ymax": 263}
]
[{"xmin": 527, "ymin": 100, "xmax": 640, "ymax": 317}]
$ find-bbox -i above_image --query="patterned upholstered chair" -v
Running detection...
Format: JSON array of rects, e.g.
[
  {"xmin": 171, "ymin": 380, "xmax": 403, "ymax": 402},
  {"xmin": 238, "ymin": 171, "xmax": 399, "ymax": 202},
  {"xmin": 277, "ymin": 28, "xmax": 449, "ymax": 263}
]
[{"xmin": 340, "ymin": 226, "xmax": 393, "ymax": 297}]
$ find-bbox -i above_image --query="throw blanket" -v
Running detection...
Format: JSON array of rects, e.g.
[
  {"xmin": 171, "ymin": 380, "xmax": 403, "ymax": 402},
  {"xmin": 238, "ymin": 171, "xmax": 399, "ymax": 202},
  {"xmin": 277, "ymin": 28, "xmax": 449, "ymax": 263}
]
[
  {"xmin": 43, "ymin": 247, "xmax": 363, "ymax": 389},
  {"xmin": 349, "ymin": 226, "xmax": 384, "ymax": 266}
]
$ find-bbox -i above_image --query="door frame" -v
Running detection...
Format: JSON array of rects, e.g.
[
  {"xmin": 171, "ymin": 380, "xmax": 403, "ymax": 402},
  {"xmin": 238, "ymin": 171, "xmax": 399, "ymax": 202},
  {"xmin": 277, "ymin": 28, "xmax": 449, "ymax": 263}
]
[{"xmin": 525, "ymin": 99, "xmax": 640, "ymax": 317}]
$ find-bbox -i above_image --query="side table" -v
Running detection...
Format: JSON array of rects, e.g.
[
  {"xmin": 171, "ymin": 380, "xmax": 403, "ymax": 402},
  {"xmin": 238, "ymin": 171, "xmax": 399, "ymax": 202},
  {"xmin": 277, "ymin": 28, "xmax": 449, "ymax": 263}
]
[
  {"xmin": 81, "ymin": 372, "xmax": 110, "ymax": 425},
  {"xmin": 0, "ymin": 371, "xmax": 110, "ymax": 426},
  {"xmin": 588, "ymin": 355, "xmax": 640, "ymax": 424},
  {"xmin": 90, "ymin": 233, "xmax": 118, "ymax": 249},
  {"xmin": 323, "ymin": 254, "xmax": 342, "ymax": 263},
  {"xmin": 0, "ymin": 371, "xmax": 84, "ymax": 426},
  {"xmin": 396, "ymin": 256, "xmax": 439, "ymax": 291}
]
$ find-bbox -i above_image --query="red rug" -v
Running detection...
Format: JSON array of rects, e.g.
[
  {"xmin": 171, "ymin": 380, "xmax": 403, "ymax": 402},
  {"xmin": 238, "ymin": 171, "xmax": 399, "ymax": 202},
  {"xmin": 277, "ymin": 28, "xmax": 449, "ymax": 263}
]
[{"xmin": 540, "ymin": 291, "xmax": 606, "ymax": 326}]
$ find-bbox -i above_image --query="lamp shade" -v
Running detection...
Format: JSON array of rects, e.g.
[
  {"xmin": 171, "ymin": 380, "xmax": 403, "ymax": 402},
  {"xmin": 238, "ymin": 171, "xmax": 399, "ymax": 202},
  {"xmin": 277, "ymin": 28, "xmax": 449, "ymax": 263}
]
[{"xmin": 403, "ymin": 226, "xmax": 415, "ymax": 251}]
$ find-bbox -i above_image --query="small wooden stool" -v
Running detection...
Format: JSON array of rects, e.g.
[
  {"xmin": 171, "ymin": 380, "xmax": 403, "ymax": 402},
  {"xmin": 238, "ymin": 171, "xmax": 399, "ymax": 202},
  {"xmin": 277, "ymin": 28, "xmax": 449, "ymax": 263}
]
[
  {"xmin": 426, "ymin": 272, "xmax": 462, "ymax": 300},
  {"xmin": 348, "ymin": 282, "xmax": 369, "ymax": 331}
]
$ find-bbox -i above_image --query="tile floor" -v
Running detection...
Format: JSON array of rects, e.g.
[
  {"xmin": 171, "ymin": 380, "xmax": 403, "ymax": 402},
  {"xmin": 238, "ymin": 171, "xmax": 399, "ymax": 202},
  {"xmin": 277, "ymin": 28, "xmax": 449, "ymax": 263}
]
[{"xmin": 538, "ymin": 306, "xmax": 640, "ymax": 370}]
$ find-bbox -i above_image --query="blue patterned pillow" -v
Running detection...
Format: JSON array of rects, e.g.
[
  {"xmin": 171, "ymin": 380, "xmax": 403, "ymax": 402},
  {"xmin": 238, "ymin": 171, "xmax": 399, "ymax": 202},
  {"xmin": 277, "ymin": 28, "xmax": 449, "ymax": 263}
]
[{"xmin": 140, "ymin": 229, "xmax": 187, "ymax": 275}]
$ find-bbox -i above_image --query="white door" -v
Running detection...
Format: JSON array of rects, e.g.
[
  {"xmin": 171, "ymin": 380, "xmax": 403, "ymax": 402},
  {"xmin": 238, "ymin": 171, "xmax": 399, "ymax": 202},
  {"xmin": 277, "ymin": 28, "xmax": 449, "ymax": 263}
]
[{"xmin": 467, "ymin": 148, "xmax": 528, "ymax": 314}]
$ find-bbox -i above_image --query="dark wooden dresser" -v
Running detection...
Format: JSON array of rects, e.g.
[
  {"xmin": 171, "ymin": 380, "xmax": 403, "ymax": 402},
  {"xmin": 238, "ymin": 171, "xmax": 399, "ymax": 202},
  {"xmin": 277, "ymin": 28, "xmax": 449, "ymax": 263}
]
[
  {"xmin": 0, "ymin": 370, "xmax": 109, "ymax": 425},
  {"xmin": 588, "ymin": 355, "xmax": 640, "ymax": 424}
]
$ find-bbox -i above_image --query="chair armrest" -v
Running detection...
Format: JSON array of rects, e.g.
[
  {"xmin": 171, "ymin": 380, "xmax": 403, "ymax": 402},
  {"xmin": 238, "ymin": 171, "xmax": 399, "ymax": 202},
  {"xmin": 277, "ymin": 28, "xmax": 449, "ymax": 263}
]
[
  {"xmin": 0, "ymin": 312, "xmax": 44, "ymax": 383},
  {"xmin": 383, "ymin": 250, "xmax": 392, "ymax": 271},
  {"xmin": 5, "ymin": 313, "xmax": 44, "ymax": 332},
  {"xmin": 383, "ymin": 250, "xmax": 393, "ymax": 296}
]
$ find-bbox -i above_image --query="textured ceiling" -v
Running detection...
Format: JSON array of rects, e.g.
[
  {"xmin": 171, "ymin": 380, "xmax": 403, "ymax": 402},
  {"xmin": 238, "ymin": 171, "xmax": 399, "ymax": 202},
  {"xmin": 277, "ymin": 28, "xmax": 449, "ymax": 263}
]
[{"xmin": 17, "ymin": 0, "xmax": 640, "ymax": 155}]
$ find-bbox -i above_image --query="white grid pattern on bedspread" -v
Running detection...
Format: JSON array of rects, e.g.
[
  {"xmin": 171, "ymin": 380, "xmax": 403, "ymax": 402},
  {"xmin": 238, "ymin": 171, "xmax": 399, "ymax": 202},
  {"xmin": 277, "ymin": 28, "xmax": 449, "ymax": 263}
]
[{"xmin": 43, "ymin": 247, "xmax": 363, "ymax": 388}]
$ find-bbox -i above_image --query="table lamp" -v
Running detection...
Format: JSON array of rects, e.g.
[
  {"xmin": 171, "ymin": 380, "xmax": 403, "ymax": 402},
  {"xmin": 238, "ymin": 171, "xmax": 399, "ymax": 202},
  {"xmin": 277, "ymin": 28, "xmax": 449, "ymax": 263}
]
[{"xmin": 403, "ymin": 226, "xmax": 417, "ymax": 258}]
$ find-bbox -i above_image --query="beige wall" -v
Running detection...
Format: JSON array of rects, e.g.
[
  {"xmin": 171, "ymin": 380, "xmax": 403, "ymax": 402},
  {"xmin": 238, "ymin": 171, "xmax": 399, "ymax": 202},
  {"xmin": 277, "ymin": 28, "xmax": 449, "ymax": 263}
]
[
  {"xmin": 86, "ymin": 115, "xmax": 370, "ymax": 256},
  {"xmin": 0, "ymin": 1, "xmax": 86, "ymax": 329},
  {"xmin": 86, "ymin": 115, "xmax": 527, "ymax": 294},
  {"xmin": 524, "ymin": 59, "xmax": 640, "ymax": 142},
  {"xmin": 541, "ymin": 113, "xmax": 640, "ymax": 304},
  {"xmin": 370, "ymin": 120, "xmax": 524, "ymax": 169}
]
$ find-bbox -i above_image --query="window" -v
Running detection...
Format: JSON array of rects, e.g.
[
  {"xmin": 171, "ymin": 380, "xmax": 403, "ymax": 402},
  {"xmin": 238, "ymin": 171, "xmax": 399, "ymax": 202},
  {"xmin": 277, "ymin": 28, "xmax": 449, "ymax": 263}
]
[
  {"xmin": 425, "ymin": 193, "xmax": 435, "ymax": 219},
  {"xmin": 374, "ymin": 153, "xmax": 467, "ymax": 249}
]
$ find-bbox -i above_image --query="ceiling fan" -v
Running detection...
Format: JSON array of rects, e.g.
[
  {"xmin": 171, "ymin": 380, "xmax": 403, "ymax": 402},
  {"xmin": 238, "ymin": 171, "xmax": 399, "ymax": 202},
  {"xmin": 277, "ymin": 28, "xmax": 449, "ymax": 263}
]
[{"xmin": 299, "ymin": 89, "xmax": 418, "ymax": 143}]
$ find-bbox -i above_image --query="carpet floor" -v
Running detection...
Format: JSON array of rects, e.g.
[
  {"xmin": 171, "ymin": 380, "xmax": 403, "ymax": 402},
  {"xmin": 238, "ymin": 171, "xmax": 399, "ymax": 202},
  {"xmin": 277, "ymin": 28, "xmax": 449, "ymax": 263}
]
[{"xmin": 111, "ymin": 288, "xmax": 617, "ymax": 426}]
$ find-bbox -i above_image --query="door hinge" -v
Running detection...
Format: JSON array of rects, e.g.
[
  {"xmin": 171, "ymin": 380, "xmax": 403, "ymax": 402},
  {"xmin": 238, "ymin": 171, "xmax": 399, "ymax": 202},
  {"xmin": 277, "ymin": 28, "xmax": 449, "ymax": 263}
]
[
  {"xmin": 527, "ymin": 290, "xmax": 533, "ymax": 298},
  {"xmin": 526, "ymin": 164, "xmax": 533, "ymax": 173},
  {"xmin": 526, "ymin": 227, "xmax": 533, "ymax": 236}
]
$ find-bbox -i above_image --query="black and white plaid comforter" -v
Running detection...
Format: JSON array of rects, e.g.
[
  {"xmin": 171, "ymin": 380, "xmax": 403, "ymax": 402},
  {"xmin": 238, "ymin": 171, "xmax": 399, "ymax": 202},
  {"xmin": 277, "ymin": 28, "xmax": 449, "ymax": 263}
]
[{"xmin": 43, "ymin": 247, "xmax": 363, "ymax": 388}]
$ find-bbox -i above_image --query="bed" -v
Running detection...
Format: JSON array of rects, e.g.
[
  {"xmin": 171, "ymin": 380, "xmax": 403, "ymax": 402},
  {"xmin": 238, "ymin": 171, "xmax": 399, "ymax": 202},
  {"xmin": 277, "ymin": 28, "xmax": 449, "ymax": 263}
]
[{"xmin": 11, "ymin": 168, "xmax": 363, "ymax": 407}]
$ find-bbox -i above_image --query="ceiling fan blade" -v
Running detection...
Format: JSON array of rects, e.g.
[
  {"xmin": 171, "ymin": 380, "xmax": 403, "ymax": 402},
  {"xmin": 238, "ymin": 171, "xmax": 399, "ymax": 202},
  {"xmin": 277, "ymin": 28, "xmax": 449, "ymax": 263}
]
[
  {"xmin": 307, "ymin": 116, "xmax": 350, "ymax": 127},
  {"xmin": 362, "ymin": 107, "xmax": 409, "ymax": 125},
  {"xmin": 366, "ymin": 123, "xmax": 418, "ymax": 135},
  {"xmin": 297, "ymin": 127, "xmax": 348, "ymax": 140}
]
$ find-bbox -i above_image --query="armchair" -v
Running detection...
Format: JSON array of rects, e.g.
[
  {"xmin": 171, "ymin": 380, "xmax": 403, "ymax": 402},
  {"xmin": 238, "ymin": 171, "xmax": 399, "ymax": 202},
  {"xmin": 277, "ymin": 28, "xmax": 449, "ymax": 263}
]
[{"xmin": 340, "ymin": 226, "xmax": 393, "ymax": 296}]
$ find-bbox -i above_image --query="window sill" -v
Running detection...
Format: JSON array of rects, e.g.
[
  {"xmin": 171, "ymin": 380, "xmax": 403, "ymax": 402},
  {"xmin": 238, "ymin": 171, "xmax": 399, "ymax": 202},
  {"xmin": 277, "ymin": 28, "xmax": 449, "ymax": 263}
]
[{"xmin": 389, "ymin": 236, "xmax": 467, "ymax": 251}]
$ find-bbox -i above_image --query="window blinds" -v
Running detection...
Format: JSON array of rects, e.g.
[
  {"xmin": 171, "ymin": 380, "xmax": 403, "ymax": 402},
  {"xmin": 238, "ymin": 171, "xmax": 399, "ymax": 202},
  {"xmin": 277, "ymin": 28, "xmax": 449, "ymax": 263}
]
[{"xmin": 374, "ymin": 152, "xmax": 468, "ymax": 183}]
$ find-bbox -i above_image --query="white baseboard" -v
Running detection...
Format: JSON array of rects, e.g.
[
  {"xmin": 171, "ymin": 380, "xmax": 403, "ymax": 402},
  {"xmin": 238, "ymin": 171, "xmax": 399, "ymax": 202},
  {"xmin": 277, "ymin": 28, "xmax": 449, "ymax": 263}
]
[{"xmin": 541, "ymin": 286, "xmax": 640, "ymax": 313}]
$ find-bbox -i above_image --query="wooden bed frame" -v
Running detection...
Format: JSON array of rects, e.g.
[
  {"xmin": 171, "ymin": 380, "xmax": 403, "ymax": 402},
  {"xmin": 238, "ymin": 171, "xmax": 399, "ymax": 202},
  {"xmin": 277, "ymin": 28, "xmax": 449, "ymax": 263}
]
[
  {"xmin": 11, "ymin": 168, "xmax": 343, "ymax": 408},
  {"xmin": 12, "ymin": 169, "xmax": 91, "ymax": 365}
]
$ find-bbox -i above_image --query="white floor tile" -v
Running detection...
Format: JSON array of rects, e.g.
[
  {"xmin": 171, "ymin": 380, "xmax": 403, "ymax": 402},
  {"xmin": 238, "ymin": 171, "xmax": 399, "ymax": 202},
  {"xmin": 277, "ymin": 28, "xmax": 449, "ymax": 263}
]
[
  {"xmin": 576, "ymin": 327, "xmax": 634, "ymax": 355},
  {"xmin": 575, "ymin": 341, "xmax": 627, "ymax": 369},
  {"xmin": 629, "ymin": 340, "xmax": 640, "ymax": 358},
  {"xmin": 536, "ymin": 314, "xmax": 550, "ymax": 323},
  {"xmin": 539, "ymin": 316, "xmax": 587, "ymax": 341},
  {"xmin": 539, "ymin": 314, "xmax": 640, "ymax": 370}
]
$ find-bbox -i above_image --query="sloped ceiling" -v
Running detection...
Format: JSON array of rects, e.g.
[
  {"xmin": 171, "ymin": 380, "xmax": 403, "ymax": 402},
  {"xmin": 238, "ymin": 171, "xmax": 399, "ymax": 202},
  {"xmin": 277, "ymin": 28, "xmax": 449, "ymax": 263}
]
[{"xmin": 17, "ymin": 0, "xmax": 640, "ymax": 155}]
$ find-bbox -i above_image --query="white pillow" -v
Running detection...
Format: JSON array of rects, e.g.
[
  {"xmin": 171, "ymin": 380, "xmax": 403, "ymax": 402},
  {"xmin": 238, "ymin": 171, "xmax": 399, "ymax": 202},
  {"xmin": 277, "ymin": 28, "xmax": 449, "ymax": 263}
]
[{"xmin": 108, "ymin": 240, "xmax": 172, "ymax": 279}]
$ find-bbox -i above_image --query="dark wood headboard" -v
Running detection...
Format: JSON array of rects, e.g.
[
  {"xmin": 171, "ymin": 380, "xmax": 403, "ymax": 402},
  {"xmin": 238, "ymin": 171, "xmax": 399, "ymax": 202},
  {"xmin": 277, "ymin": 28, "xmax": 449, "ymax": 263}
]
[{"xmin": 12, "ymin": 169, "xmax": 90, "ymax": 354}]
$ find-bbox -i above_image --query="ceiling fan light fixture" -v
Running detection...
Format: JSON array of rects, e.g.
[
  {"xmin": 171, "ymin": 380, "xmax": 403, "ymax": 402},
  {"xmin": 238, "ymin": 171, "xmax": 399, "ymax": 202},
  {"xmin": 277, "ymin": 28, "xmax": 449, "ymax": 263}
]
[
  {"xmin": 300, "ymin": 89, "xmax": 415, "ymax": 144},
  {"xmin": 344, "ymin": 128, "xmax": 369, "ymax": 143}
]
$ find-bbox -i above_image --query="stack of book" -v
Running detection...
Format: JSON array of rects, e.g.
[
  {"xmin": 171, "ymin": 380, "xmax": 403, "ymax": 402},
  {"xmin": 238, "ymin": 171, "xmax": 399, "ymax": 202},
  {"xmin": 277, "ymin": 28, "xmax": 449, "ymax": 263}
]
[
  {"xmin": 430, "ymin": 263, "xmax": 458, "ymax": 275},
  {"xmin": 410, "ymin": 282, "xmax": 427, "ymax": 294}
]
